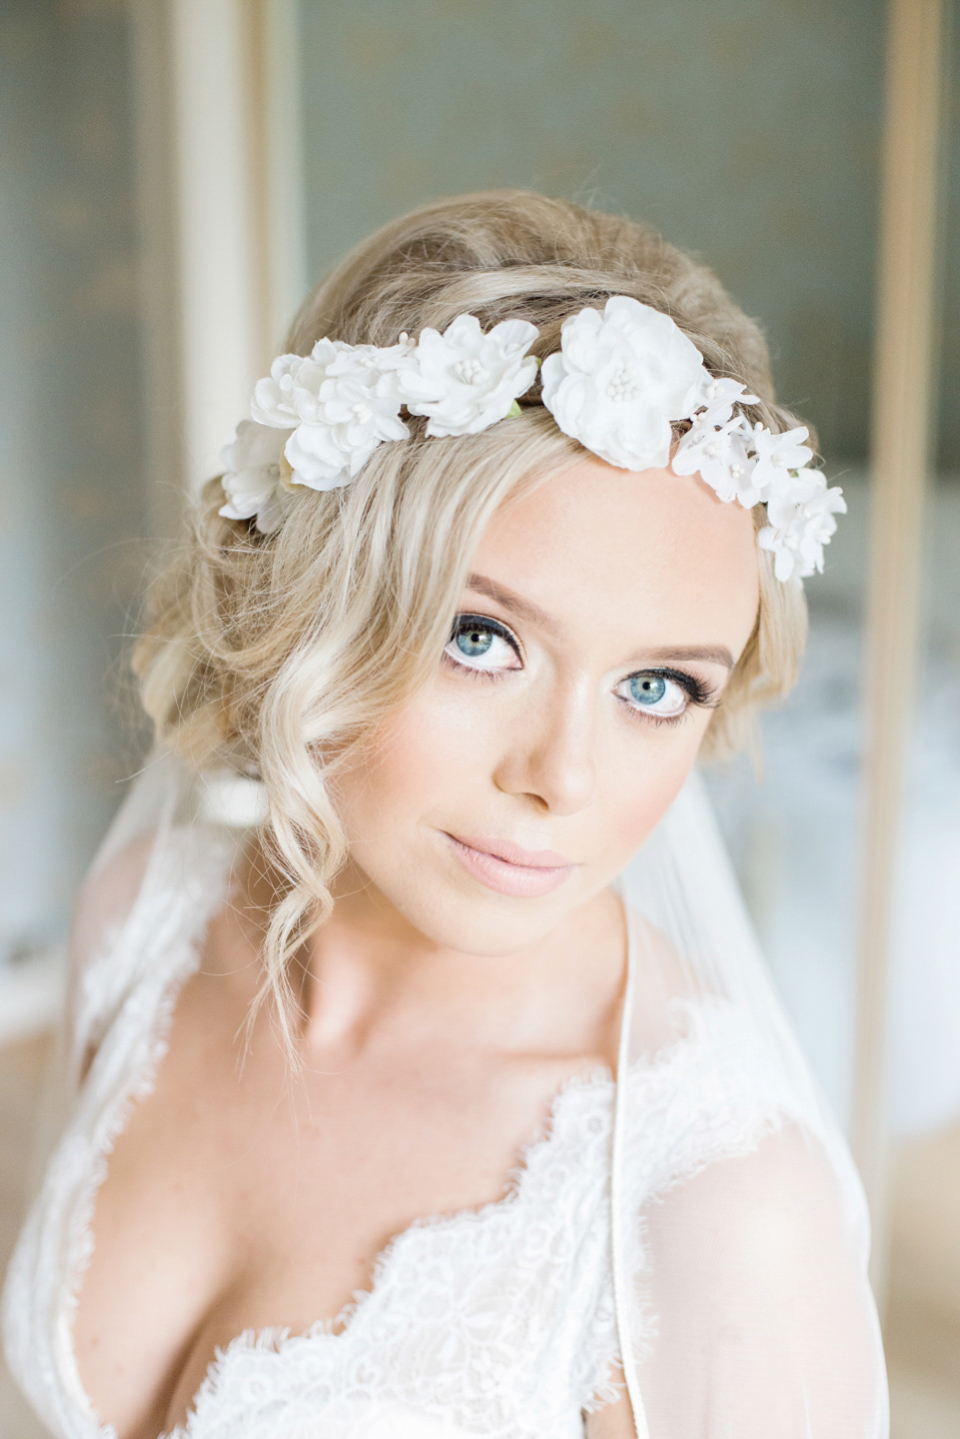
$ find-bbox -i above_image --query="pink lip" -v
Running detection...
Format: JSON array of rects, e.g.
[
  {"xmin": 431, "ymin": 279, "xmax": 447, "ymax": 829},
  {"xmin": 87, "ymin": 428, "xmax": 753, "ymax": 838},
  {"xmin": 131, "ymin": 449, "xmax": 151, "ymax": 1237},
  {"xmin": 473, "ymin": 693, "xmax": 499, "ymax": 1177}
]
[{"xmin": 443, "ymin": 832, "xmax": 577, "ymax": 898}]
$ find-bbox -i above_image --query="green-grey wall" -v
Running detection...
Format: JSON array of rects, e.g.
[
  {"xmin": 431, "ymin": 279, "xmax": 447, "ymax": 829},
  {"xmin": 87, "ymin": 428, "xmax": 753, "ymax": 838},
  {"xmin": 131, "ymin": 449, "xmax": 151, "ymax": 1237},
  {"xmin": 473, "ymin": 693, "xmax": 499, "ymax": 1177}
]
[
  {"xmin": 297, "ymin": 0, "xmax": 955, "ymax": 468},
  {"xmin": 942, "ymin": 37, "xmax": 959, "ymax": 468},
  {"xmin": 0, "ymin": 0, "xmax": 147, "ymax": 959}
]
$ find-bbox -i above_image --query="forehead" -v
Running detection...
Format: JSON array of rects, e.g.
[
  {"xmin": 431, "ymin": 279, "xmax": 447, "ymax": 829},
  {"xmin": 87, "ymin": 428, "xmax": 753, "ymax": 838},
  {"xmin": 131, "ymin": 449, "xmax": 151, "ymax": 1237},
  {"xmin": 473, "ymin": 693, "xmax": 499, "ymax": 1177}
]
[{"xmin": 471, "ymin": 456, "xmax": 760, "ymax": 653}]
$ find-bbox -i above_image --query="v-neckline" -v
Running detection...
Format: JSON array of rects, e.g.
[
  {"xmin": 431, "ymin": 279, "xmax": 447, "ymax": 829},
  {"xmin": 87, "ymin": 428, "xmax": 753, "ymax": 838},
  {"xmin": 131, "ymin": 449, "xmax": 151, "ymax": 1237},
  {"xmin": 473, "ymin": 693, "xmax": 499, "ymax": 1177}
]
[
  {"xmin": 161, "ymin": 1062, "xmax": 617, "ymax": 1437},
  {"xmin": 61, "ymin": 845, "xmax": 638, "ymax": 1439}
]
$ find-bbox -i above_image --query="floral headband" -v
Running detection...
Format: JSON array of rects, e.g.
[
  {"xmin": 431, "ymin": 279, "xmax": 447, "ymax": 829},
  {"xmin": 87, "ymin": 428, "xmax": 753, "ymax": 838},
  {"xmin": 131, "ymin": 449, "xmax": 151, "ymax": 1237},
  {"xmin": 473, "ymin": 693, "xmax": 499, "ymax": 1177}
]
[{"xmin": 219, "ymin": 294, "xmax": 844, "ymax": 582}]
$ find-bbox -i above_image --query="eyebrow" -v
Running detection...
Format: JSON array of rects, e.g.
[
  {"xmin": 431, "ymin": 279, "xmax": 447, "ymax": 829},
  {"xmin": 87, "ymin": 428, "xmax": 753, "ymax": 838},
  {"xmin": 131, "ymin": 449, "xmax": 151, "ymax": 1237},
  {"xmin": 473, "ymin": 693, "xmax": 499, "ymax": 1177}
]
[
  {"xmin": 464, "ymin": 574, "xmax": 735, "ymax": 671},
  {"xmin": 465, "ymin": 573, "xmax": 560, "ymax": 635},
  {"xmin": 639, "ymin": 644, "xmax": 735, "ymax": 671}
]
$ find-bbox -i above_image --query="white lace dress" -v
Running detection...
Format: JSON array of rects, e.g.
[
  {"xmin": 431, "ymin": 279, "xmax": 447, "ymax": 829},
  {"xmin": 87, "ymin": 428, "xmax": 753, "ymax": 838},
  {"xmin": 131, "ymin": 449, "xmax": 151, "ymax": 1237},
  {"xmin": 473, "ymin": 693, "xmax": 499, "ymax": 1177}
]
[{"xmin": 1, "ymin": 832, "xmax": 867, "ymax": 1439}]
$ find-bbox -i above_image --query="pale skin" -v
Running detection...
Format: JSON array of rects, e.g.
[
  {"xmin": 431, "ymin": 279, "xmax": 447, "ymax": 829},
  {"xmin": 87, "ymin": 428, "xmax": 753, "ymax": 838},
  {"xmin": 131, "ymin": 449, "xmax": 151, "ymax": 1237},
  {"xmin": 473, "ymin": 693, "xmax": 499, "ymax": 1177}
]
[{"xmin": 73, "ymin": 456, "xmax": 760, "ymax": 1439}]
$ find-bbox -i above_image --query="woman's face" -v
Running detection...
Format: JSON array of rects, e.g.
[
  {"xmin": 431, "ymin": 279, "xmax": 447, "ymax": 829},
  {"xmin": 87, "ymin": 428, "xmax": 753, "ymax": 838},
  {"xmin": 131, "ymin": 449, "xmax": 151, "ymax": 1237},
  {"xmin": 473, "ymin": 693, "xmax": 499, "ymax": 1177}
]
[{"xmin": 333, "ymin": 456, "xmax": 759, "ymax": 954}]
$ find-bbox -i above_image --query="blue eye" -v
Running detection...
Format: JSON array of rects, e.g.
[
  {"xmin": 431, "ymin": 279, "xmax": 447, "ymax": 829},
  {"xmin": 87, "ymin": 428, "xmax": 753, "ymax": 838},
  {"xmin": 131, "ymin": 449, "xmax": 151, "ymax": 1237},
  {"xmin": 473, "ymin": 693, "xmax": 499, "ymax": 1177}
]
[
  {"xmin": 629, "ymin": 675, "xmax": 666, "ymax": 706},
  {"xmin": 456, "ymin": 626, "xmax": 494, "ymax": 659},
  {"xmin": 444, "ymin": 615, "xmax": 522, "ymax": 674},
  {"xmin": 616, "ymin": 671, "xmax": 688, "ymax": 719}
]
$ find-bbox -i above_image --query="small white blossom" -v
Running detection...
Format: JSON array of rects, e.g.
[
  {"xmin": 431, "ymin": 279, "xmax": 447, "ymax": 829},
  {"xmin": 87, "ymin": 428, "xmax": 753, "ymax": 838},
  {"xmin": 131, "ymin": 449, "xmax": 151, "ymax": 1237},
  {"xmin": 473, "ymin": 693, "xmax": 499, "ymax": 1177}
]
[
  {"xmin": 761, "ymin": 464, "xmax": 819, "ymax": 529},
  {"xmin": 672, "ymin": 415, "xmax": 761, "ymax": 504},
  {"xmin": 218, "ymin": 420, "xmax": 295, "ymax": 534},
  {"xmin": 250, "ymin": 354, "xmax": 308, "ymax": 429},
  {"xmin": 398, "ymin": 315, "xmax": 539, "ymax": 437},
  {"xmin": 541, "ymin": 296, "xmax": 708, "ymax": 471},
  {"xmin": 759, "ymin": 471, "xmax": 846, "ymax": 581},
  {"xmin": 749, "ymin": 423, "xmax": 814, "ymax": 493},
  {"xmin": 800, "ymin": 483, "xmax": 848, "ymax": 567},
  {"xmin": 689, "ymin": 375, "xmax": 760, "ymax": 429}
]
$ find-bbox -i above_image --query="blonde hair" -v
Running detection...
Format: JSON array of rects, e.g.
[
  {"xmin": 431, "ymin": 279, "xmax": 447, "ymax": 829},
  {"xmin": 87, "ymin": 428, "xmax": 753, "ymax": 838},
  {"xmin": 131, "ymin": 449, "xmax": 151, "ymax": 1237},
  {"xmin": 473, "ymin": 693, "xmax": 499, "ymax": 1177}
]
[{"xmin": 134, "ymin": 189, "xmax": 809, "ymax": 1037}]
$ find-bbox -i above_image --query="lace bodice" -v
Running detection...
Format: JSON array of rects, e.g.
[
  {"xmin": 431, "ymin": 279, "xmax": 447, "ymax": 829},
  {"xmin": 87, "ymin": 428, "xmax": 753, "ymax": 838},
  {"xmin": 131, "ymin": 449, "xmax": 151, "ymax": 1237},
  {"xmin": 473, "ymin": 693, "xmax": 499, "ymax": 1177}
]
[{"xmin": 2, "ymin": 828, "xmax": 873, "ymax": 1439}]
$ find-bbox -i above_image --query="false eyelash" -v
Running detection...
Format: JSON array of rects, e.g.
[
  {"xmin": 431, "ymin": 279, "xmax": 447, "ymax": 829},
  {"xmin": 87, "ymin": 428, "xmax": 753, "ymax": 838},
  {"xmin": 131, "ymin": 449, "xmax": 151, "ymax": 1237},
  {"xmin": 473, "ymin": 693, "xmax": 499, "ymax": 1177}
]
[
  {"xmin": 443, "ymin": 614, "xmax": 523, "ymax": 680},
  {"xmin": 446, "ymin": 615, "xmax": 521, "ymax": 664},
  {"xmin": 615, "ymin": 667, "xmax": 722, "ymax": 729},
  {"xmin": 625, "ymin": 666, "xmax": 721, "ymax": 709},
  {"xmin": 450, "ymin": 613, "xmax": 521, "ymax": 651}
]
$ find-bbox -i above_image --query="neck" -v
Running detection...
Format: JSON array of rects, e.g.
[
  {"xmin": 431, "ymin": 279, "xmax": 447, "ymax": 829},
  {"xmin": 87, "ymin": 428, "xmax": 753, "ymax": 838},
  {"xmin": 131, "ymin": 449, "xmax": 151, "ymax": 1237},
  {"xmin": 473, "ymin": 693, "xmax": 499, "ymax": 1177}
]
[{"xmin": 294, "ymin": 858, "xmax": 625, "ymax": 1061}]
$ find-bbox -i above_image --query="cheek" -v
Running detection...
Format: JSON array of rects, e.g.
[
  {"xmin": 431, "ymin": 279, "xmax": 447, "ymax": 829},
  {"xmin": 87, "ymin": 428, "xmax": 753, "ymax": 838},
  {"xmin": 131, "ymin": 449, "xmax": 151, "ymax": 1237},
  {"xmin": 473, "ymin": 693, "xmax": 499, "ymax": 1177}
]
[
  {"xmin": 336, "ymin": 682, "xmax": 494, "ymax": 835},
  {"xmin": 603, "ymin": 714, "xmax": 709, "ymax": 861}
]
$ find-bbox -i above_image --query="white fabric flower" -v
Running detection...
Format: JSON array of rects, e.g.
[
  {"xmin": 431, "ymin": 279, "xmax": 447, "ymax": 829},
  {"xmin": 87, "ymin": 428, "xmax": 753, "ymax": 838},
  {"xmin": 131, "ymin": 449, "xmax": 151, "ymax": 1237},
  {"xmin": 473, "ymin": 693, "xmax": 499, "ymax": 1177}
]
[
  {"xmin": 691, "ymin": 376, "xmax": 760, "ymax": 429},
  {"xmin": 252, "ymin": 338, "xmax": 411, "ymax": 490},
  {"xmin": 759, "ymin": 471, "xmax": 847, "ymax": 581},
  {"xmin": 749, "ymin": 424, "xmax": 814, "ymax": 493},
  {"xmin": 398, "ymin": 315, "xmax": 539, "ymax": 437},
  {"xmin": 250, "ymin": 354, "xmax": 308, "ymax": 430},
  {"xmin": 670, "ymin": 378, "xmax": 762, "ymax": 502},
  {"xmin": 219, "ymin": 420, "xmax": 295, "ymax": 534},
  {"xmin": 672, "ymin": 416, "xmax": 761, "ymax": 505},
  {"xmin": 800, "ymin": 482, "xmax": 848, "ymax": 566},
  {"xmin": 540, "ymin": 296, "xmax": 708, "ymax": 471}
]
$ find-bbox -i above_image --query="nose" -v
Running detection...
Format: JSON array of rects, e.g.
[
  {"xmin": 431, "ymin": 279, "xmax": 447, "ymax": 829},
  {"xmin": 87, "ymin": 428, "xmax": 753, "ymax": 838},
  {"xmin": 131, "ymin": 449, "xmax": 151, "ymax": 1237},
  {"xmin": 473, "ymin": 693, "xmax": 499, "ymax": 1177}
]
[{"xmin": 492, "ymin": 677, "xmax": 597, "ymax": 816}]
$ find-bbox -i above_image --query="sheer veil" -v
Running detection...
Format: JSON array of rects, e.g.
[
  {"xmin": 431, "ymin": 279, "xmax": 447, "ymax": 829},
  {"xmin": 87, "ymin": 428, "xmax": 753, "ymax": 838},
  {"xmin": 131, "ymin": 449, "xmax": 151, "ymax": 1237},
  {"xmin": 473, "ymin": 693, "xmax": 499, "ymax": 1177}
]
[
  {"xmin": 57, "ymin": 752, "xmax": 887, "ymax": 1438},
  {"xmin": 614, "ymin": 772, "xmax": 887, "ymax": 1435}
]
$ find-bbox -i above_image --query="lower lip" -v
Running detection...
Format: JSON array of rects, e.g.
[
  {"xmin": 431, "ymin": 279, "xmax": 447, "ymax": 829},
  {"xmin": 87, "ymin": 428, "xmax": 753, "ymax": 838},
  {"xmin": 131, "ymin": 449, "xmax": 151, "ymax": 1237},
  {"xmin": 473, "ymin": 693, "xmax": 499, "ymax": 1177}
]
[{"xmin": 443, "ymin": 834, "xmax": 575, "ymax": 898}]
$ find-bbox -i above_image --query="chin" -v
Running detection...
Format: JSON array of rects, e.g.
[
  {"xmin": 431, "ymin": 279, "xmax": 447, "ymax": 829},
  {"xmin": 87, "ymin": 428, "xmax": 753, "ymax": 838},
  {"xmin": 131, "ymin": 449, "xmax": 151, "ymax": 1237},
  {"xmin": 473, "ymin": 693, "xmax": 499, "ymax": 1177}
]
[{"xmin": 392, "ymin": 878, "xmax": 583, "ymax": 959}]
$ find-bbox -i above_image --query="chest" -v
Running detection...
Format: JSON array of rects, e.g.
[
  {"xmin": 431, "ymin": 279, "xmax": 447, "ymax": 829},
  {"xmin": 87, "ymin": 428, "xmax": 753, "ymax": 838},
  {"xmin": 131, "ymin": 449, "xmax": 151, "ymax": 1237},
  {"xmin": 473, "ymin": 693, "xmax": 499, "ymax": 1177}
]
[{"xmin": 70, "ymin": 968, "xmax": 616, "ymax": 1439}]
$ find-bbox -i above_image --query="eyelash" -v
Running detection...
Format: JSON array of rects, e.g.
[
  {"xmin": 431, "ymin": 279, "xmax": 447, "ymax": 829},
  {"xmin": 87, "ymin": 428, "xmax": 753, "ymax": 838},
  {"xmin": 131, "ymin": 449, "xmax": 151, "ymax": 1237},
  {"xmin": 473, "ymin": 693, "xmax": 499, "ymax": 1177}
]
[
  {"xmin": 443, "ymin": 614, "xmax": 522, "ymax": 682},
  {"xmin": 443, "ymin": 613, "xmax": 720, "ymax": 724},
  {"xmin": 621, "ymin": 670, "xmax": 718, "ymax": 728}
]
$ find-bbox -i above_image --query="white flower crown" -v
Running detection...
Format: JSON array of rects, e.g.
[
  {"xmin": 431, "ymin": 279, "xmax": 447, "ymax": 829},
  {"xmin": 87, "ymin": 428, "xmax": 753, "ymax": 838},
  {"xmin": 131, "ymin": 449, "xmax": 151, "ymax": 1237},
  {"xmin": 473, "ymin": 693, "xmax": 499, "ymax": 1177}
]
[{"xmin": 219, "ymin": 295, "xmax": 844, "ymax": 582}]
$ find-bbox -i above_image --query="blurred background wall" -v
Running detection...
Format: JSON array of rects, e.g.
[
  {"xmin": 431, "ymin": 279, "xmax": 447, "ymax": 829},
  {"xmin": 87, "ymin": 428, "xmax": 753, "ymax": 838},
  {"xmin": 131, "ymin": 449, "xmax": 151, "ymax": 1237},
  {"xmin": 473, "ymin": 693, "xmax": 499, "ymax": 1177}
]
[
  {"xmin": 299, "ymin": 0, "xmax": 885, "ymax": 465},
  {"xmin": 0, "ymin": 0, "xmax": 148, "ymax": 969},
  {"xmin": 295, "ymin": 0, "xmax": 960, "ymax": 471},
  {"xmin": 0, "ymin": 2, "xmax": 957, "ymax": 1435}
]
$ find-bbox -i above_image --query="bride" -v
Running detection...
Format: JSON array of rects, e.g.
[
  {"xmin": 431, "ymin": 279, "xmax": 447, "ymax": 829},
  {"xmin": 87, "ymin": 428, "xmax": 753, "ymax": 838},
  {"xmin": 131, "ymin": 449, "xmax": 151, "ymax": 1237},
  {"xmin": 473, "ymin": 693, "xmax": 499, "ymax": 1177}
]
[{"xmin": 3, "ymin": 190, "xmax": 886, "ymax": 1438}]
